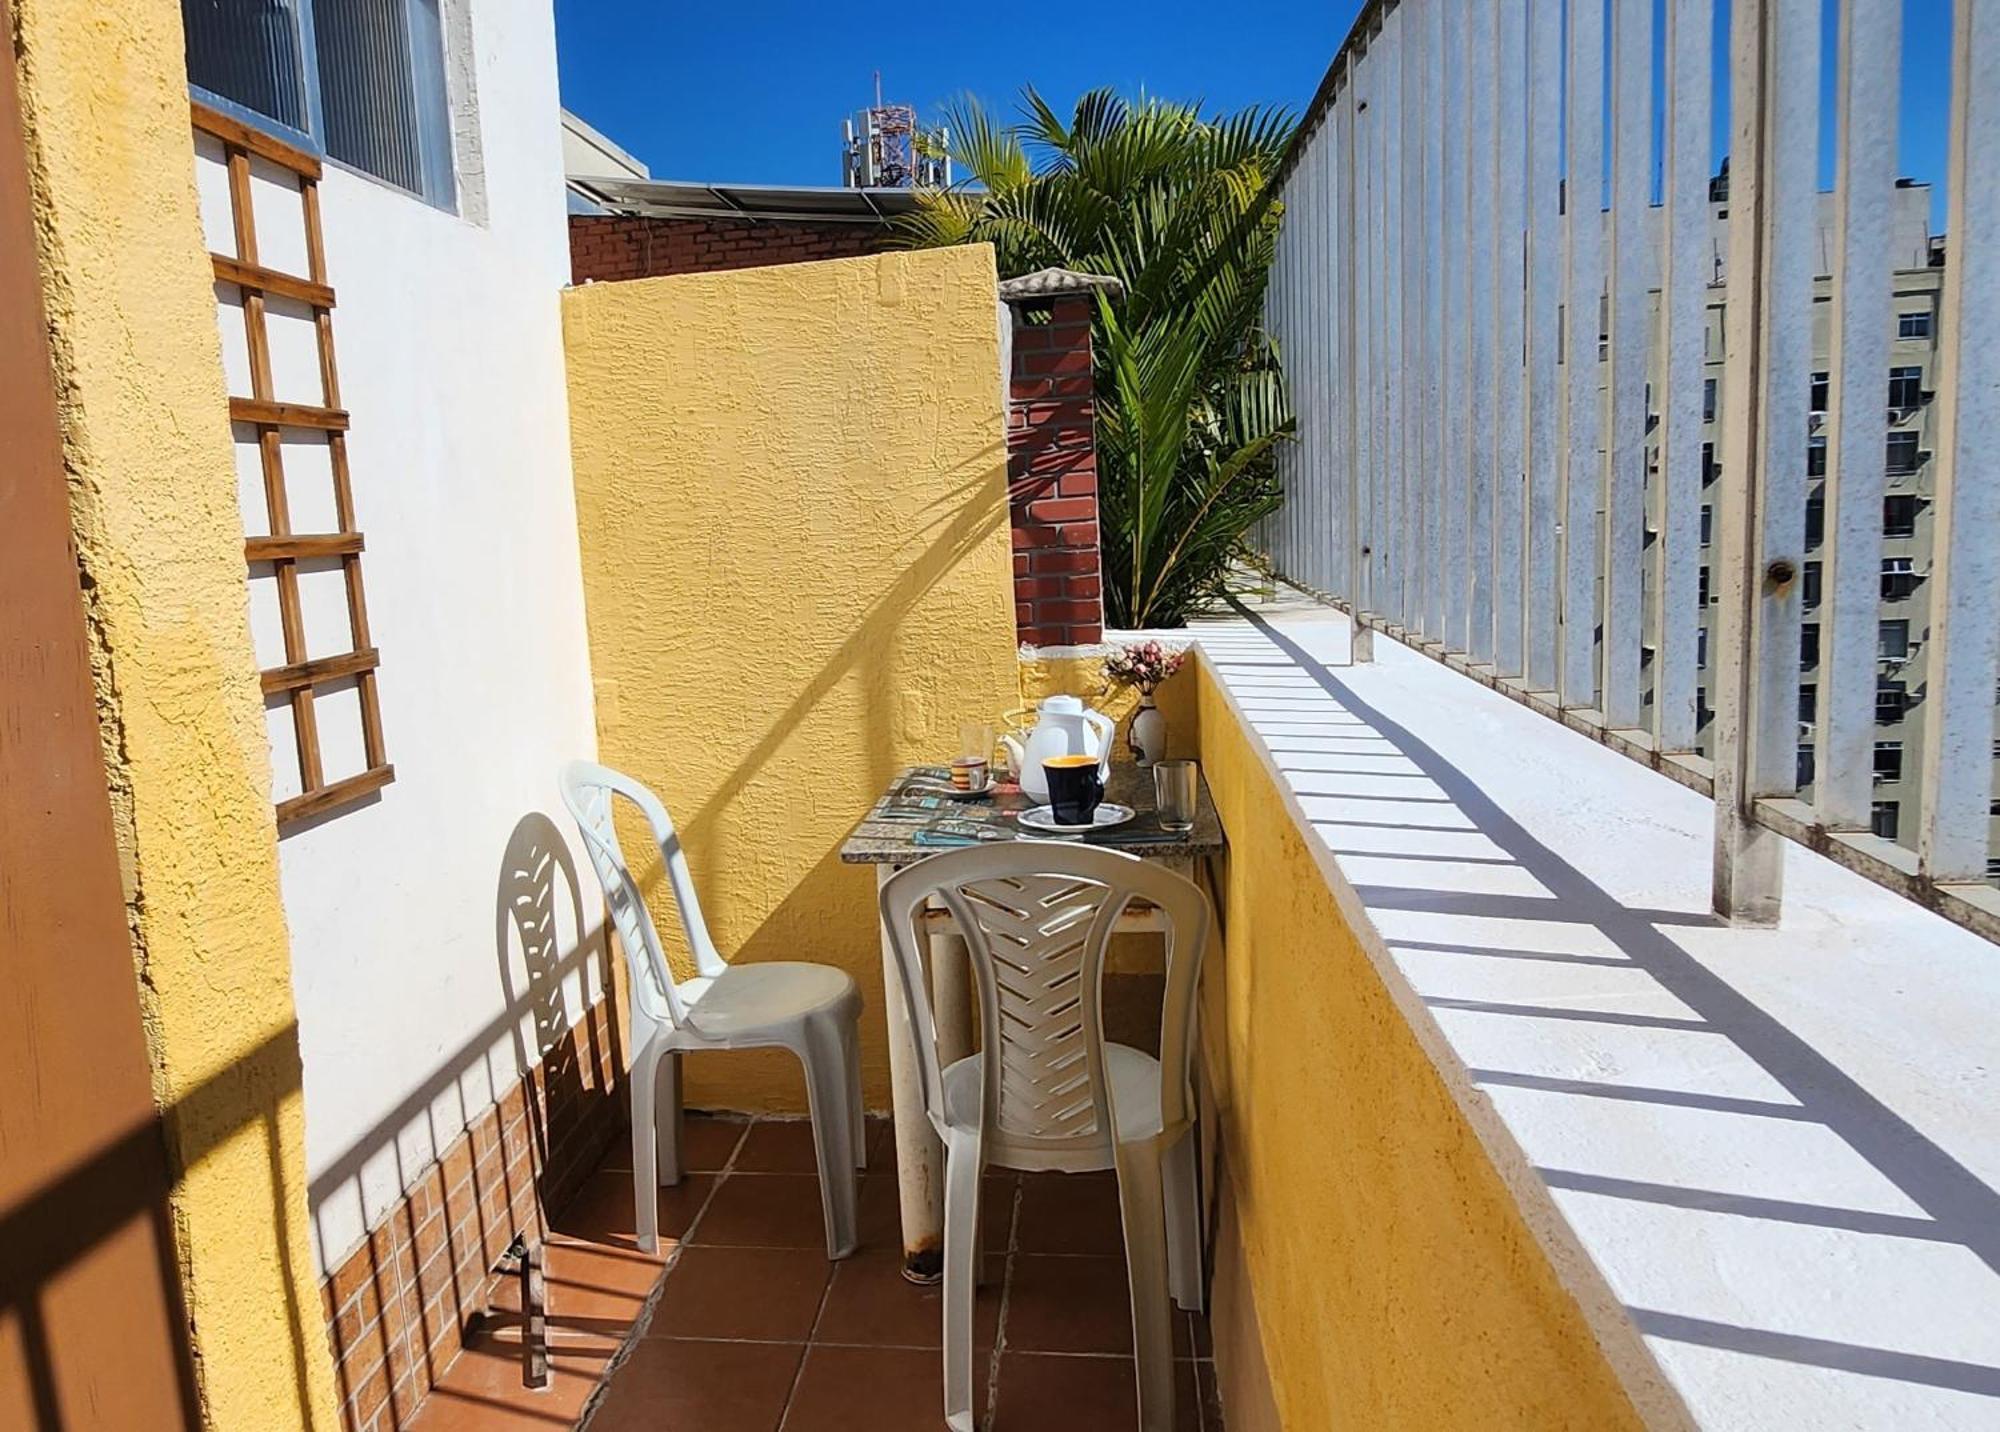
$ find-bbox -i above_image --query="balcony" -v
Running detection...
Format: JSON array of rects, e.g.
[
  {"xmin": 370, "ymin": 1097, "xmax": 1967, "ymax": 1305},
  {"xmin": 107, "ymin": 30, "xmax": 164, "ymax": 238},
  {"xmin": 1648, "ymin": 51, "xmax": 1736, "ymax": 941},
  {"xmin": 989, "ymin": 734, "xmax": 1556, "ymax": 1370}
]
[{"xmin": 7, "ymin": 0, "xmax": 1999, "ymax": 1429}]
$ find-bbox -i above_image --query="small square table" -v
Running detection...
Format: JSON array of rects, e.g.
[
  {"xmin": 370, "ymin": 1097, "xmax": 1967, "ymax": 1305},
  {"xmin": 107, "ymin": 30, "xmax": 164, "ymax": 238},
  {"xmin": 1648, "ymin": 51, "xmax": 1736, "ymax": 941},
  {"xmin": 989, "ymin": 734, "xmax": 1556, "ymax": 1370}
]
[{"xmin": 840, "ymin": 761, "xmax": 1224, "ymax": 1280}]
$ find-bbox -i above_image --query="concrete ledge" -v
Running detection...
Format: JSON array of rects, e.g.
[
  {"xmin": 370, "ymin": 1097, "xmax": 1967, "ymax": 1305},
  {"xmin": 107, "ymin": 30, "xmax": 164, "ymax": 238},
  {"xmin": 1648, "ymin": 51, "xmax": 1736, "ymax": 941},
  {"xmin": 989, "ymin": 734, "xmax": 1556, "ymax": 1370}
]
[{"xmin": 1190, "ymin": 589, "xmax": 2000, "ymax": 1430}]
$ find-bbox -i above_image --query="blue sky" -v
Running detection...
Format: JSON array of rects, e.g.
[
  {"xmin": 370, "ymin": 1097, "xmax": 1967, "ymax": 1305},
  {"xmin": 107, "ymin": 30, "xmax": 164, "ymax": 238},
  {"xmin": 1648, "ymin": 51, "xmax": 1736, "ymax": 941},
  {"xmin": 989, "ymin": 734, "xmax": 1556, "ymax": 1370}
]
[{"xmin": 554, "ymin": 1, "xmax": 1954, "ymax": 232}]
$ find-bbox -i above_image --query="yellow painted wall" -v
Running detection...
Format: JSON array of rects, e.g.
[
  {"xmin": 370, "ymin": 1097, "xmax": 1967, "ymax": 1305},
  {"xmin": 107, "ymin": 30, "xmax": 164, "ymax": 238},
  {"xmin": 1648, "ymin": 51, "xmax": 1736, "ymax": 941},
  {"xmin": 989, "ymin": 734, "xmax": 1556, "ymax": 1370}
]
[
  {"xmin": 10, "ymin": 0, "xmax": 340, "ymax": 1426},
  {"xmin": 1193, "ymin": 655, "xmax": 1661, "ymax": 1430},
  {"xmin": 565, "ymin": 248, "xmax": 1020, "ymax": 1110}
]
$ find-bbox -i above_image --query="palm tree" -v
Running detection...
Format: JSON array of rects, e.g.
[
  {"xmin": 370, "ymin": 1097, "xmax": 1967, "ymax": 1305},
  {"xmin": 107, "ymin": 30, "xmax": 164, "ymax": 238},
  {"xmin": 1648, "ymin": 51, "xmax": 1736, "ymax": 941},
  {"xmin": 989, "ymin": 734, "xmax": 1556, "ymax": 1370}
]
[{"xmin": 898, "ymin": 89, "xmax": 1296, "ymax": 629}]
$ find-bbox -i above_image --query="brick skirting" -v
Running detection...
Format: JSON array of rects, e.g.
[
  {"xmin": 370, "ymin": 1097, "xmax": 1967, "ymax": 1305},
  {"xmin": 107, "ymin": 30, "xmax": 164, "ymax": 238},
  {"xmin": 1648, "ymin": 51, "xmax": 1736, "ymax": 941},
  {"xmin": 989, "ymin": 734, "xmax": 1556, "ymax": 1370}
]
[
  {"xmin": 569, "ymin": 214, "xmax": 890, "ymax": 284},
  {"xmin": 318, "ymin": 994, "xmax": 626, "ymax": 1432}
]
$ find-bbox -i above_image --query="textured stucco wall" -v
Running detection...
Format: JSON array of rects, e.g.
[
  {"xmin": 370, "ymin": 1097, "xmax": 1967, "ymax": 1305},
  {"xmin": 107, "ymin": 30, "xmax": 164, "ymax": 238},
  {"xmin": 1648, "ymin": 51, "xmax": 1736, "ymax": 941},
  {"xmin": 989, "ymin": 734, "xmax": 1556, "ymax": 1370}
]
[
  {"xmin": 565, "ymin": 247, "xmax": 1019, "ymax": 1109},
  {"xmin": 9, "ymin": 0, "xmax": 340, "ymax": 1425},
  {"xmin": 1193, "ymin": 654, "xmax": 1647, "ymax": 1431}
]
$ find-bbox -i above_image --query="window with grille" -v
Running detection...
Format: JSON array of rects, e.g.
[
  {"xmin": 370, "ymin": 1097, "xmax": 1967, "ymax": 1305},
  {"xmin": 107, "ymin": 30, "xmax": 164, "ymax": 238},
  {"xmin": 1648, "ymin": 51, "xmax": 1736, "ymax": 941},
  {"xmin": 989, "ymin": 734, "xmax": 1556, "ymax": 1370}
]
[
  {"xmin": 1874, "ymin": 742, "xmax": 1903, "ymax": 783},
  {"xmin": 1887, "ymin": 365, "xmax": 1924, "ymax": 411},
  {"xmin": 181, "ymin": 0, "xmax": 456, "ymax": 207},
  {"xmin": 1886, "ymin": 431, "xmax": 1921, "ymax": 475},
  {"xmin": 1876, "ymin": 680, "xmax": 1907, "ymax": 724},
  {"xmin": 1882, "ymin": 557, "xmax": 1919, "ymax": 601},
  {"xmin": 1872, "ymin": 801, "xmax": 1900, "ymax": 840}
]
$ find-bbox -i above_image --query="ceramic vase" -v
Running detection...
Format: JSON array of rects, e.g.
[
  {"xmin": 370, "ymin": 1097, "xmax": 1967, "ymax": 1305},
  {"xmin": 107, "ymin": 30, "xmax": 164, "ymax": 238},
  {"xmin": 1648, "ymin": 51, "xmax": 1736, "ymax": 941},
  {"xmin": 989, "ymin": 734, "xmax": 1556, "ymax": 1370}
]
[{"xmin": 1128, "ymin": 690, "xmax": 1167, "ymax": 767}]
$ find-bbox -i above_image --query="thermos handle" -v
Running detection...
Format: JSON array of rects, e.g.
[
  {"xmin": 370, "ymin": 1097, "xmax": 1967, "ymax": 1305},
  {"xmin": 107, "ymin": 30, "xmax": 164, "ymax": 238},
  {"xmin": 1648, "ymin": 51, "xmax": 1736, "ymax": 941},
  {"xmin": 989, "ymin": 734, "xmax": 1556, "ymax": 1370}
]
[{"xmin": 1084, "ymin": 710, "xmax": 1116, "ymax": 778}]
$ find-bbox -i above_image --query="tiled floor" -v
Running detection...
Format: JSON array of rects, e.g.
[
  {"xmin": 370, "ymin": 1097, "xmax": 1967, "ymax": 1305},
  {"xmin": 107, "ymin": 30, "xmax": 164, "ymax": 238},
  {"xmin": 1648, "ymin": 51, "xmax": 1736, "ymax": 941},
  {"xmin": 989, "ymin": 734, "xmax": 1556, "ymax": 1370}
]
[{"xmin": 407, "ymin": 1114, "xmax": 1222, "ymax": 1432}]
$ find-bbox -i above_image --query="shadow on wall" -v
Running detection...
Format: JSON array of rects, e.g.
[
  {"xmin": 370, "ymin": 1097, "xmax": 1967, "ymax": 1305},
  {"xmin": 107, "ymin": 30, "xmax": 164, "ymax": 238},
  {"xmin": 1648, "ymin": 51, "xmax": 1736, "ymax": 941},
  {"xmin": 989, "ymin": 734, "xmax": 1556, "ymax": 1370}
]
[
  {"xmin": 612, "ymin": 446, "xmax": 1014, "ymax": 1111},
  {"xmin": 299, "ymin": 811, "xmax": 622, "ymax": 1430},
  {"xmin": 1212, "ymin": 598, "xmax": 2000, "ymax": 1405}
]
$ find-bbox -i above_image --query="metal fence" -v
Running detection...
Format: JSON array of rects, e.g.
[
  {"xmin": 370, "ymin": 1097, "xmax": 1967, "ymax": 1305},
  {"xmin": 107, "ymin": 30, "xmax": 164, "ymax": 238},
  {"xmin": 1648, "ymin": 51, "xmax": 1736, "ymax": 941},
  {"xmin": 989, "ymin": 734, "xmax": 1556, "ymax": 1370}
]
[{"xmin": 1260, "ymin": 0, "xmax": 2000, "ymax": 941}]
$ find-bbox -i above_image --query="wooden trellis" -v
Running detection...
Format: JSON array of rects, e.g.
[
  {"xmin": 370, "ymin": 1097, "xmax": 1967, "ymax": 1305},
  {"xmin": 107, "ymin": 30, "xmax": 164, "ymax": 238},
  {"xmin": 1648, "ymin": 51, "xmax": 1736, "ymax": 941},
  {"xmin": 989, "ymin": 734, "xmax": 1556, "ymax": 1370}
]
[{"xmin": 193, "ymin": 101, "xmax": 392, "ymax": 825}]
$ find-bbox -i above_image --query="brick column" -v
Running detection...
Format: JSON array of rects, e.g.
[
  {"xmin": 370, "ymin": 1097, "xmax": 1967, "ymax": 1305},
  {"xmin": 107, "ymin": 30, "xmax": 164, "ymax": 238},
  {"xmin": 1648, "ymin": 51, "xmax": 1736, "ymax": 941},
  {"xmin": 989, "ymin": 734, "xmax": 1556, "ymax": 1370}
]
[{"xmin": 1005, "ymin": 284, "xmax": 1108, "ymax": 646}]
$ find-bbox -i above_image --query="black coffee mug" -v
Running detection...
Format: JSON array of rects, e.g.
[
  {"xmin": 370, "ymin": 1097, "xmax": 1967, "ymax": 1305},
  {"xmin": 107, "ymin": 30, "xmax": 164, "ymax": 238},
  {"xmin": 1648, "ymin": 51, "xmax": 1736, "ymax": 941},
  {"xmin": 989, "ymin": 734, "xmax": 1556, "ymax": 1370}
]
[{"xmin": 1044, "ymin": 754, "xmax": 1104, "ymax": 827}]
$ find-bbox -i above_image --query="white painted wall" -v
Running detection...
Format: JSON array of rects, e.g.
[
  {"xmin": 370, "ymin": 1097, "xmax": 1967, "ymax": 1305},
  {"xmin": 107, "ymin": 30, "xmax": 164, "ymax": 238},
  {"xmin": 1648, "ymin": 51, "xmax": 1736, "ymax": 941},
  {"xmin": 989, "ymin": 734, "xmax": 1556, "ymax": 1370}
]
[{"xmin": 192, "ymin": 0, "xmax": 605, "ymax": 1274}]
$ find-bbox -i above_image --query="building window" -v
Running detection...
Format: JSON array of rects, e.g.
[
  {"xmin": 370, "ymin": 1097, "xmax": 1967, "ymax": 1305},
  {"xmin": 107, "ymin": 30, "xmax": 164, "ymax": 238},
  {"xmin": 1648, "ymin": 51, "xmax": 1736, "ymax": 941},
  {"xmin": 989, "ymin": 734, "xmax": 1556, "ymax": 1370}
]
[
  {"xmin": 1700, "ymin": 505, "xmax": 1712, "ymax": 547},
  {"xmin": 1879, "ymin": 619, "xmax": 1910, "ymax": 660},
  {"xmin": 1810, "ymin": 370, "xmax": 1829, "ymax": 415},
  {"xmin": 1698, "ymin": 565, "xmax": 1710, "ymax": 606},
  {"xmin": 1805, "ymin": 491, "xmax": 1824, "ymax": 546},
  {"xmin": 1797, "ymin": 744, "xmax": 1816, "ymax": 789},
  {"xmin": 1888, "ymin": 365, "xmax": 1925, "ymax": 410},
  {"xmin": 1874, "ymin": 742, "xmax": 1903, "ymax": 783},
  {"xmin": 1703, "ymin": 377, "xmax": 1717, "ymax": 422},
  {"xmin": 1804, "ymin": 560, "xmax": 1822, "ymax": 608},
  {"xmin": 1702, "ymin": 441, "xmax": 1718, "ymax": 486},
  {"xmin": 181, "ymin": 0, "xmax": 457, "ymax": 207},
  {"xmin": 1800, "ymin": 624, "xmax": 1820, "ymax": 669},
  {"xmin": 1876, "ymin": 680, "xmax": 1907, "ymax": 724},
  {"xmin": 1872, "ymin": 801, "xmax": 1900, "ymax": 840},
  {"xmin": 1799, "ymin": 684, "xmax": 1817, "ymax": 723},
  {"xmin": 1882, "ymin": 556, "xmax": 1919, "ymax": 601},
  {"xmin": 1898, "ymin": 311, "xmax": 1933, "ymax": 340},
  {"xmin": 1697, "ymin": 626, "xmax": 1708, "ymax": 669},
  {"xmin": 1887, "ymin": 431, "xmax": 1920, "ymax": 475},
  {"xmin": 1884, "ymin": 493, "xmax": 1918, "ymax": 537},
  {"xmin": 1987, "ymin": 858, "xmax": 2000, "ymax": 882}
]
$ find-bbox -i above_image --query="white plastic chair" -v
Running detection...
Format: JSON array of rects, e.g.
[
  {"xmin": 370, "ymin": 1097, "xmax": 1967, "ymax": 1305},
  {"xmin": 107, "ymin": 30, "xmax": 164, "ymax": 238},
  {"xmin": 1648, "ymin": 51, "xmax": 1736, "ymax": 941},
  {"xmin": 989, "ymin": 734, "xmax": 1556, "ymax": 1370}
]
[
  {"xmin": 879, "ymin": 843, "xmax": 1210, "ymax": 1432},
  {"xmin": 560, "ymin": 760, "xmax": 864, "ymax": 1259}
]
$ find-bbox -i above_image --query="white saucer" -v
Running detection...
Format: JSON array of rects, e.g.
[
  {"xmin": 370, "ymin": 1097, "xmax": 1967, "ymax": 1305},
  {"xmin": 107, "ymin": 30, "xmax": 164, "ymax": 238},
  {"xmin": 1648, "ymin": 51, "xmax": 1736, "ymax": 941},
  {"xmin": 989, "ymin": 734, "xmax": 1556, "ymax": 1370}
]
[{"xmin": 1017, "ymin": 802, "xmax": 1136, "ymax": 837}]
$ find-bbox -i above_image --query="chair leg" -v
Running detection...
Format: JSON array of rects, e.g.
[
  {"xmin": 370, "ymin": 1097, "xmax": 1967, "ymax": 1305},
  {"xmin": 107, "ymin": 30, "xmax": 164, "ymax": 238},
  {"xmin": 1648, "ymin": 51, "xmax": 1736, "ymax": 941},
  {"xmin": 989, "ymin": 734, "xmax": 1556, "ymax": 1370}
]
[
  {"xmin": 1163, "ymin": 1129, "xmax": 1204, "ymax": 1311},
  {"xmin": 942, "ymin": 1128, "xmax": 983, "ymax": 1432},
  {"xmin": 844, "ymin": 1010, "xmax": 867, "ymax": 1170},
  {"xmin": 657, "ymin": 1050, "xmax": 685, "ymax": 1187},
  {"xmin": 1114, "ymin": 1143, "xmax": 1178, "ymax": 1432},
  {"xmin": 795, "ymin": 1015, "xmax": 859, "ymax": 1259},
  {"xmin": 628, "ymin": 1041, "xmax": 663, "ymax": 1255}
]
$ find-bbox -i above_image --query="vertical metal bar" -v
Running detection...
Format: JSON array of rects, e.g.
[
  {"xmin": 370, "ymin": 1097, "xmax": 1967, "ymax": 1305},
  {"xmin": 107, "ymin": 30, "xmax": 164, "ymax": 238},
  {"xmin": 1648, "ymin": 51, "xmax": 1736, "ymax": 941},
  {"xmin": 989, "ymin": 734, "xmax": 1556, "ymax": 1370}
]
[
  {"xmin": 1352, "ymin": 59, "xmax": 1376, "ymax": 626},
  {"xmin": 1604, "ymin": 0, "xmax": 1649, "ymax": 729},
  {"xmin": 1817, "ymin": 0, "xmax": 1901, "ymax": 826},
  {"xmin": 1291, "ymin": 121, "xmax": 1314, "ymax": 592},
  {"xmin": 1465, "ymin": 0, "xmax": 1497, "ymax": 665},
  {"xmin": 1714, "ymin": 0, "xmax": 1814, "ymax": 924},
  {"xmin": 1402, "ymin": 0, "xmax": 1427, "ymax": 635},
  {"xmin": 1318, "ymin": 109, "xmax": 1340, "ymax": 601},
  {"xmin": 1424, "ymin": 0, "xmax": 1447, "ymax": 642},
  {"xmin": 1562, "ymin": 0, "xmax": 1605, "ymax": 709},
  {"xmin": 1493, "ymin": 0, "xmax": 1527, "ymax": 679},
  {"xmin": 1441, "ymin": 7, "xmax": 1469, "ymax": 651},
  {"xmin": 1380, "ymin": 7, "xmax": 1404, "ymax": 631},
  {"xmin": 1339, "ymin": 74, "xmax": 1366, "ymax": 635},
  {"xmin": 1268, "ymin": 155, "xmax": 1291, "ymax": 577},
  {"xmin": 1525, "ymin": 0, "xmax": 1562, "ymax": 690},
  {"xmin": 1657, "ymin": 0, "xmax": 1712, "ymax": 752},
  {"xmin": 1917, "ymin": 0, "xmax": 2000, "ymax": 883}
]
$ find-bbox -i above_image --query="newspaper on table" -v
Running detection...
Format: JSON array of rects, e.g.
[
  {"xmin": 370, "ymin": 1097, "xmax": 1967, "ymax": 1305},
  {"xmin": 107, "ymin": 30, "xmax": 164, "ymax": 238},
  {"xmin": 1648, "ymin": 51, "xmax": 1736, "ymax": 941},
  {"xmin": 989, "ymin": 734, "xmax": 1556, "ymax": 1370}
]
[{"xmin": 853, "ymin": 765, "xmax": 1023, "ymax": 846}]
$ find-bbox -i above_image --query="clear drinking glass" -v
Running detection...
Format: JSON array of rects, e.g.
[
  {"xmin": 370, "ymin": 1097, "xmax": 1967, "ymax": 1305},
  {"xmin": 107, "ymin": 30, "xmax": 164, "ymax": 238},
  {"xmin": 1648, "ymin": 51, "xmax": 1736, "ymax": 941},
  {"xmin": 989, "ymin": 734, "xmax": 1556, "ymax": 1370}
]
[
  {"xmin": 1153, "ymin": 760, "xmax": 1198, "ymax": 832},
  {"xmin": 959, "ymin": 720, "xmax": 994, "ymax": 764}
]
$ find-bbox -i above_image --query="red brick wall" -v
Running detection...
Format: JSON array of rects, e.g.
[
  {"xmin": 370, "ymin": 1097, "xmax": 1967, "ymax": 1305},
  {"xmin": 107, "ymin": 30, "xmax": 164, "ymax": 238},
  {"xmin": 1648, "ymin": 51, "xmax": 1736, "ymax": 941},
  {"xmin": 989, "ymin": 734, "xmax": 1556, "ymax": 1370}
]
[
  {"xmin": 569, "ymin": 214, "xmax": 891, "ymax": 283},
  {"xmin": 319, "ymin": 992, "xmax": 625, "ymax": 1432},
  {"xmin": 1008, "ymin": 296, "xmax": 1104, "ymax": 646}
]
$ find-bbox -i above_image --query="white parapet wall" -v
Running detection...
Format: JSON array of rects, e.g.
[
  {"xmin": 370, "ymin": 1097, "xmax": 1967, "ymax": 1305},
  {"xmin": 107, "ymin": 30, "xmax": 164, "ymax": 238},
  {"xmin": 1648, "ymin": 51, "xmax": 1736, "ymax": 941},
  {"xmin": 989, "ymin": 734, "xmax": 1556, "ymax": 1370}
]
[{"xmin": 190, "ymin": 0, "xmax": 604, "ymax": 1274}]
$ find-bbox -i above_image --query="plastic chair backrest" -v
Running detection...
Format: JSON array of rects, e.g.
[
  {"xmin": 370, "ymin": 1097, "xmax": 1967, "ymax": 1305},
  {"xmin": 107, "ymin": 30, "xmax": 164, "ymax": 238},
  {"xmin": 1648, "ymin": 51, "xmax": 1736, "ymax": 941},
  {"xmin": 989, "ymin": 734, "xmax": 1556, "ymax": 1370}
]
[
  {"xmin": 559, "ymin": 760, "xmax": 727, "ymax": 1028},
  {"xmin": 879, "ymin": 842, "xmax": 1210, "ymax": 1161}
]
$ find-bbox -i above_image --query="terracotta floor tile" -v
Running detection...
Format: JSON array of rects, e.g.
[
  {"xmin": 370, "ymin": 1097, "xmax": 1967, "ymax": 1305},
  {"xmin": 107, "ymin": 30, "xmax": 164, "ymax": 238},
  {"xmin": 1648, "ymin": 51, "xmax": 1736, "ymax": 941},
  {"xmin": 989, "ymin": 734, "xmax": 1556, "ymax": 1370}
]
[
  {"xmin": 1004, "ymin": 1255, "xmax": 1192, "ymax": 1357},
  {"xmin": 812, "ymin": 1249, "xmax": 1000, "ymax": 1350},
  {"xmin": 546, "ymin": 1169, "xmax": 717, "ymax": 1255},
  {"xmin": 696, "ymin": 1173, "xmax": 840, "ymax": 1249},
  {"xmin": 647, "ymin": 1246, "xmax": 832, "ymax": 1342},
  {"xmin": 598, "ymin": 1113, "xmax": 750, "ymax": 1175},
  {"xmin": 585, "ymin": 1337, "xmax": 803, "ymax": 1432},
  {"xmin": 857, "ymin": 1173, "xmax": 904, "ymax": 1252},
  {"xmin": 778, "ymin": 1345, "xmax": 955, "ymax": 1432},
  {"xmin": 404, "ymin": 1334, "xmax": 609, "ymax": 1431},
  {"xmin": 990, "ymin": 1352, "xmax": 1199, "ymax": 1432},
  {"xmin": 981, "ymin": 1172, "xmax": 1019, "ymax": 1253},
  {"xmin": 1014, "ymin": 1171, "xmax": 1126, "ymax": 1256},
  {"xmin": 734, "ymin": 1118, "xmax": 837, "ymax": 1173}
]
